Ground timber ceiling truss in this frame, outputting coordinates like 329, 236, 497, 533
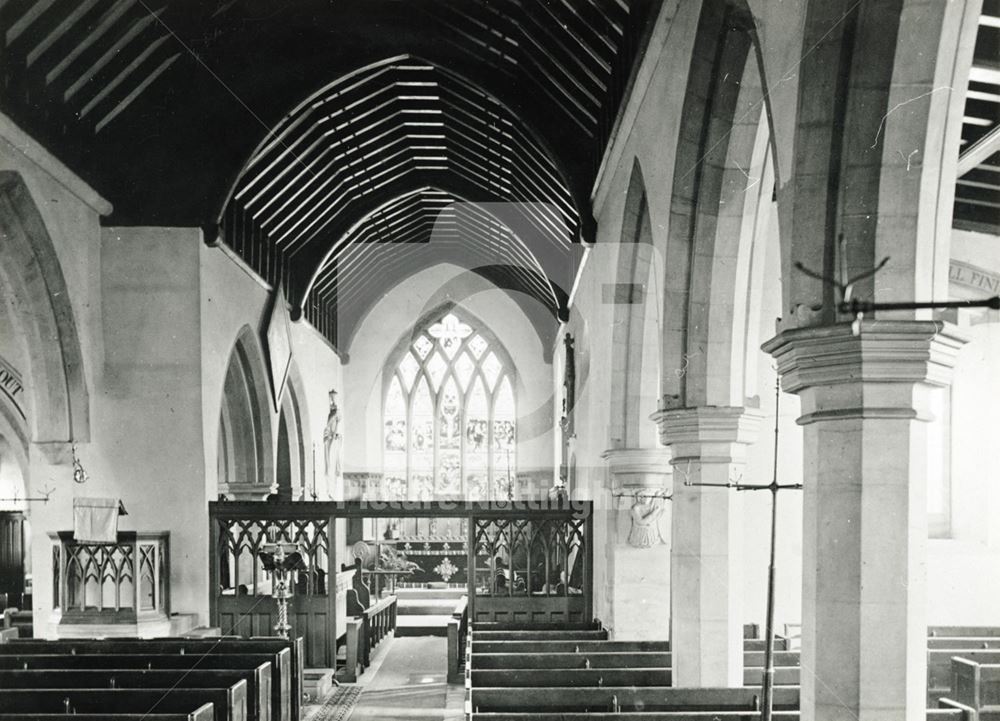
0, 0, 655, 349
955, 0, 1000, 233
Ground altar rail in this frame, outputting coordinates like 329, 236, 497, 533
209, 500, 592, 667
49, 531, 169, 626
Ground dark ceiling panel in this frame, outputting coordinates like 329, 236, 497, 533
0, 0, 656, 349
955, 8, 1000, 235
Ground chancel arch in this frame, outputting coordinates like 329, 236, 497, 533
382, 305, 518, 502
216, 326, 274, 499
0, 171, 89, 459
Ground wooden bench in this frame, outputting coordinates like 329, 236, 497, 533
447, 595, 469, 683
470, 651, 672, 670
0, 668, 270, 721
467, 712, 965, 721
930, 627, 1000, 638
0, 706, 215, 721
468, 714, 801, 721
928, 638, 1000, 650
472, 621, 603, 631
1, 639, 296, 721
950, 656, 1000, 720
470, 668, 671, 687
0, 686, 246, 721
467, 686, 801, 713
2, 609, 33, 639
472, 629, 609, 641
470, 639, 669, 654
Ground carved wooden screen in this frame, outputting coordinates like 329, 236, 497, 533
472, 515, 590, 624
214, 517, 333, 666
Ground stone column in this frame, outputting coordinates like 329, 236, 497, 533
763, 320, 965, 721
602, 447, 672, 640
652, 406, 761, 686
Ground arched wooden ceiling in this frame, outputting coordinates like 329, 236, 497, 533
955, 0, 1000, 233
304, 186, 570, 350
1, 0, 656, 348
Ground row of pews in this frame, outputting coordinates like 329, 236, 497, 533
464, 622, 1000, 720
0, 635, 305, 721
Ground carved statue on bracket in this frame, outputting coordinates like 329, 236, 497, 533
627, 492, 666, 548
323, 389, 342, 479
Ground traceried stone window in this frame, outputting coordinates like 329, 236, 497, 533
384, 311, 516, 501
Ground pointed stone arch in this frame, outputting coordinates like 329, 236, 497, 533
660, 0, 772, 409
276, 359, 309, 500
608, 159, 661, 449
0, 172, 89, 462
217, 325, 274, 498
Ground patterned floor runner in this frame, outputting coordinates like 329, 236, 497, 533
305, 684, 363, 721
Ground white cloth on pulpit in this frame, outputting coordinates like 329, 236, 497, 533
73, 497, 121, 543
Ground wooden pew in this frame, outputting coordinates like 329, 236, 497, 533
2, 609, 33, 639
744, 637, 789, 652
470, 639, 668, 654
470, 651, 672, 670
471, 668, 671, 687
473, 629, 609, 641
1, 639, 299, 714
950, 656, 1000, 720
473, 621, 603, 631
928, 637, 1000, 650
930, 627, 1000, 638
0, 668, 270, 721
0, 686, 246, 721
0, 705, 215, 721
447, 595, 469, 684
467, 686, 801, 713
0, 640, 295, 721
468, 714, 801, 721
467, 713, 966, 721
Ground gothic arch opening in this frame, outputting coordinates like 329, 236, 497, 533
276, 376, 306, 500
216, 326, 274, 499
0, 171, 89, 459
609, 160, 661, 450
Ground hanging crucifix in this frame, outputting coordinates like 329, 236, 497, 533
558, 334, 576, 489
683, 376, 801, 721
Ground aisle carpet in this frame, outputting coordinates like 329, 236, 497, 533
347, 636, 464, 721
305, 685, 362, 721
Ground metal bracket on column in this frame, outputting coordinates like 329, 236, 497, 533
795, 237, 999, 333
0, 485, 55, 504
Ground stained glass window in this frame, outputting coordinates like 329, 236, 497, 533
383, 311, 517, 500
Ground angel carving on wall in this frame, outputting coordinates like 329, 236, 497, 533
627, 492, 666, 548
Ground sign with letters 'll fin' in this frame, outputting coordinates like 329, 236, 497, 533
265, 284, 294, 411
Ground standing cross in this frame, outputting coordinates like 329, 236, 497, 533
682, 377, 801, 721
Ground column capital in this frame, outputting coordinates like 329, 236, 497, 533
652, 406, 762, 453
762, 320, 967, 394
602, 447, 672, 489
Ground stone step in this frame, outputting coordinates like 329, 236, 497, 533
304, 668, 336, 702
394, 586, 466, 600
395, 614, 451, 637
397, 598, 462, 616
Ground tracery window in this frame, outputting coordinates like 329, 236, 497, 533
384, 311, 516, 501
